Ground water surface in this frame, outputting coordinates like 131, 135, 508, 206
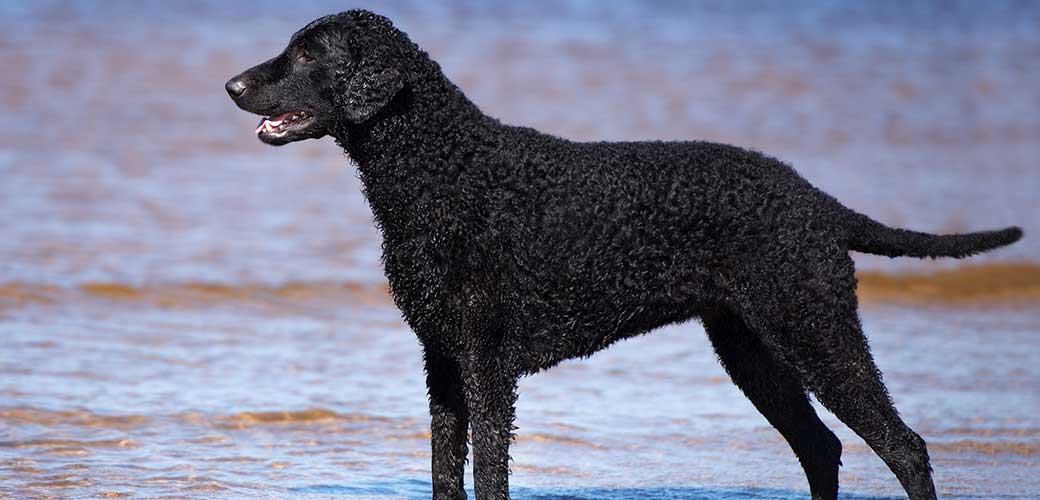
1, 1, 1038, 498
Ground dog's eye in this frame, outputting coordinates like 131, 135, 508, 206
296, 50, 315, 64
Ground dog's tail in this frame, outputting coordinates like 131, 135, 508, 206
843, 210, 1022, 259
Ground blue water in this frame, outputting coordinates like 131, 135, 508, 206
1, 1, 1037, 498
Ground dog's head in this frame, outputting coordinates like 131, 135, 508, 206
226, 10, 408, 146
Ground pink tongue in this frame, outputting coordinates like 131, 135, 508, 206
255, 112, 300, 134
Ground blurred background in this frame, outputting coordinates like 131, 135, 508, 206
1, 1, 1037, 498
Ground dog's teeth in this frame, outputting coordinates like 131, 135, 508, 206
253, 112, 306, 135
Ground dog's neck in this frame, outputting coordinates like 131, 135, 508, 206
335, 55, 493, 243
336, 60, 489, 167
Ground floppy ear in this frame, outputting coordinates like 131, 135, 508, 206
343, 66, 403, 123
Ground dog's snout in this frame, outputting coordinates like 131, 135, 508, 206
225, 78, 247, 98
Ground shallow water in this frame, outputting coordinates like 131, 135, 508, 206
3, 295, 1039, 498
1, 1, 1038, 498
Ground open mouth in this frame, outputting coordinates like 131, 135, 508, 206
255, 111, 315, 139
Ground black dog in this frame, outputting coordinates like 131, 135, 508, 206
226, 10, 1022, 500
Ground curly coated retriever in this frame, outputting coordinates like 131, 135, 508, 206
226, 10, 1022, 500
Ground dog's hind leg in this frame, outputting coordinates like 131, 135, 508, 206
747, 260, 937, 500
702, 308, 841, 500
796, 318, 936, 500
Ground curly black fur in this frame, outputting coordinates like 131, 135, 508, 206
226, 10, 1023, 500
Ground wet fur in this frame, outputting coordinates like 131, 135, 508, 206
228, 10, 1022, 500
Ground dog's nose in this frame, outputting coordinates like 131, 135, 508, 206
225, 78, 247, 98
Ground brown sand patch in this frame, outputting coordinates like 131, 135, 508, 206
929, 439, 1039, 456
518, 433, 603, 449
209, 408, 391, 430
857, 262, 1040, 306
0, 407, 150, 430
2, 263, 1037, 313
0, 281, 393, 312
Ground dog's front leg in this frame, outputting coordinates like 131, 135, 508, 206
424, 349, 470, 500
464, 353, 518, 500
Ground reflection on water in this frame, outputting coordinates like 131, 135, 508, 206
1, 0, 1038, 498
